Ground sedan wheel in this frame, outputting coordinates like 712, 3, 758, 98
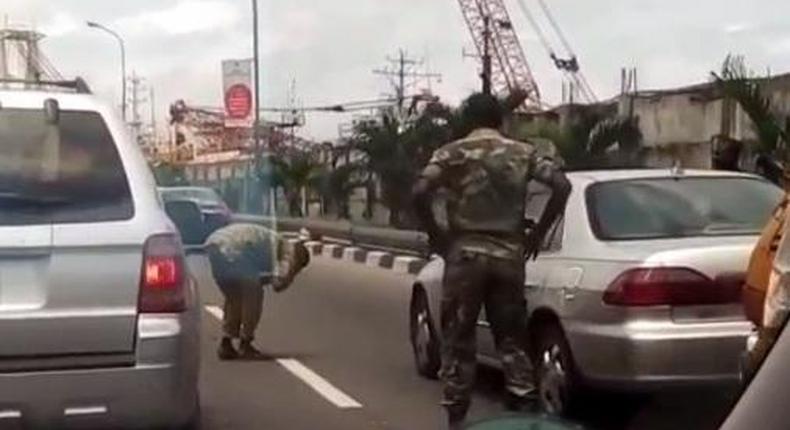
410, 291, 441, 379
535, 325, 578, 416
539, 344, 569, 415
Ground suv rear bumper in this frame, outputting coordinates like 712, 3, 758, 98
565, 318, 751, 391
0, 312, 200, 429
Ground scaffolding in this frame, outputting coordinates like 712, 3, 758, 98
0, 27, 62, 82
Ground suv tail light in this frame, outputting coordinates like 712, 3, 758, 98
603, 267, 742, 307
139, 234, 187, 313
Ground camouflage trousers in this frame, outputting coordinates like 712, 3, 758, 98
208, 247, 265, 342
439, 247, 533, 417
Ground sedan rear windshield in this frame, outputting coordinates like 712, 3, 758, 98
0, 108, 133, 226
587, 177, 783, 240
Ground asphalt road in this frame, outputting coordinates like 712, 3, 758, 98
187, 255, 740, 430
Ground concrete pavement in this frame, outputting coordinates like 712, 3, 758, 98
188, 255, 737, 430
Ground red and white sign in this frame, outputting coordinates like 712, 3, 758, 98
222, 59, 255, 128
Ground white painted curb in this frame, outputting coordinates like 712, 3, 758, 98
342, 247, 367, 263
393, 256, 426, 274
323, 244, 344, 259
304, 241, 323, 256
365, 251, 394, 268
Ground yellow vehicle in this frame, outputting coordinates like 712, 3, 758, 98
743, 195, 789, 379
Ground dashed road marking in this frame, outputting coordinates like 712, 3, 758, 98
276, 358, 362, 409
204, 305, 224, 321
203, 305, 363, 409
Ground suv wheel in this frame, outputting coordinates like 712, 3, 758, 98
534, 324, 579, 416
410, 290, 441, 379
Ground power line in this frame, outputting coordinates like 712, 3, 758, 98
373, 49, 442, 118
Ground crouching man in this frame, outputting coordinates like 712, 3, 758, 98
206, 223, 310, 360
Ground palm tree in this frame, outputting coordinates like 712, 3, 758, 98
712, 55, 789, 184
587, 116, 644, 167
270, 151, 320, 217
513, 112, 643, 170
351, 104, 457, 227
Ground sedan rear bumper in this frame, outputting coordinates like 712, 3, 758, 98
564, 318, 751, 391
0, 313, 199, 429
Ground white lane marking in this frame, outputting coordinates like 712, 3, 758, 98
276, 358, 363, 409
204, 305, 224, 321
202, 305, 363, 409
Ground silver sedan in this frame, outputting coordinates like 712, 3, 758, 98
409, 169, 783, 415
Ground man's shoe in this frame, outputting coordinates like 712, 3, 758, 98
239, 340, 266, 359
217, 338, 239, 360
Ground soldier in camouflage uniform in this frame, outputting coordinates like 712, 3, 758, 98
205, 223, 310, 360
413, 93, 571, 428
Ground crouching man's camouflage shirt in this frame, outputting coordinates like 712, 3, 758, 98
205, 223, 302, 284
423, 128, 559, 260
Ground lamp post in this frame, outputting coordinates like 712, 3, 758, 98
87, 21, 127, 122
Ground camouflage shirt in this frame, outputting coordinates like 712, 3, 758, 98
424, 128, 557, 260
205, 223, 294, 281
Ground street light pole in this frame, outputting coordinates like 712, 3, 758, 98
252, 0, 261, 162
87, 21, 127, 122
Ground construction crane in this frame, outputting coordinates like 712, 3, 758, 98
457, 0, 542, 109
514, 0, 597, 103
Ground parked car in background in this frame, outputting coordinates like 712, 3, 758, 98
0, 81, 200, 428
160, 186, 232, 235
409, 169, 783, 416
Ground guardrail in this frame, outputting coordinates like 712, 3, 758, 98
231, 214, 428, 256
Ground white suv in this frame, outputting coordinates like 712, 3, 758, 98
0, 79, 200, 428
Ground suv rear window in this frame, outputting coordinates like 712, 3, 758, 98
587, 177, 782, 240
0, 108, 133, 226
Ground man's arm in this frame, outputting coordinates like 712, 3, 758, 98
412, 164, 448, 255
527, 161, 572, 259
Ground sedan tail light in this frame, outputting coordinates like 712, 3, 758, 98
603, 267, 742, 307
139, 234, 187, 313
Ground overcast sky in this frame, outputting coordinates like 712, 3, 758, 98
5, 0, 790, 140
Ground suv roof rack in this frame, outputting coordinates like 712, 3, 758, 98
0, 77, 92, 94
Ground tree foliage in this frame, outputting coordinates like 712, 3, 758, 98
713, 55, 788, 155
150, 161, 188, 186
269, 150, 321, 217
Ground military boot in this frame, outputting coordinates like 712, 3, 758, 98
217, 337, 239, 360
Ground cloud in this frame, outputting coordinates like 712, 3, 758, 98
39, 12, 79, 37
116, 0, 240, 36
263, 7, 320, 54
724, 22, 752, 34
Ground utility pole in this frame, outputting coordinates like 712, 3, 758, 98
373, 49, 442, 119
252, 0, 262, 159
149, 86, 157, 146
127, 71, 146, 143
250, 0, 267, 215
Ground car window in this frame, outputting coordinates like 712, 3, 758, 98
525, 182, 563, 252
0, 108, 133, 226
162, 188, 222, 204
587, 177, 782, 241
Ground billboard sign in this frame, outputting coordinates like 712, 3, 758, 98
222, 59, 255, 128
